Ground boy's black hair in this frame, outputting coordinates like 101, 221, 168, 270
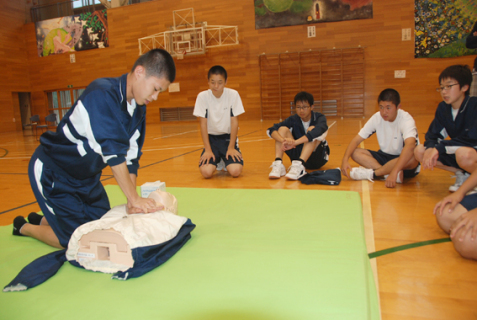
131, 49, 176, 82
294, 91, 314, 107
378, 88, 400, 107
208, 65, 227, 81
439, 65, 473, 96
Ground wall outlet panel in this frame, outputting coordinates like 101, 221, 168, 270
394, 70, 406, 78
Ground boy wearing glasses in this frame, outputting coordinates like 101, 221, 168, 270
267, 91, 330, 180
341, 88, 420, 187
414, 65, 477, 192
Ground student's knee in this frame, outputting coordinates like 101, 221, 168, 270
227, 164, 242, 178
404, 156, 420, 170
277, 126, 292, 136
350, 148, 366, 162
414, 145, 425, 162
455, 147, 477, 170
200, 165, 215, 179
301, 139, 318, 151
452, 232, 477, 260
201, 171, 214, 179
307, 139, 320, 148
435, 206, 456, 234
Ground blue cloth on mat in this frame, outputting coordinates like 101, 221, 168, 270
299, 168, 341, 185
3, 220, 195, 292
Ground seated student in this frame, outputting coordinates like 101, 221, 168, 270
193, 65, 245, 179
414, 65, 477, 192
267, 91, 330, 180
341, 88, 420, 188
434, 170, 477, 260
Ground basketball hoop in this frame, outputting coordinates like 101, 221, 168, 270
176, 50, 186, 60
138, 8, 239, 57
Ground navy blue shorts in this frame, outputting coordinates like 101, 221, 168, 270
285, 140, 330, 170
29, 149, 110, 248
460, 193, 477, 211
437, 147, 477, 172
368, 149, 420, 178
200, 134, 244, 167
438, 153, 460, 170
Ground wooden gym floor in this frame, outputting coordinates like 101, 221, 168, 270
0, 114, 476, 319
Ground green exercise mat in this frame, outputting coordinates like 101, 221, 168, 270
0, 186, 379, 320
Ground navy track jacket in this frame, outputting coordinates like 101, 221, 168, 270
39, 73, 146, 180
267, 112, 328, 142
423, 96, 477, 154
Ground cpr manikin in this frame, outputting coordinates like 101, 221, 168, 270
67, 190, 181, 273
4, 190, 195, 291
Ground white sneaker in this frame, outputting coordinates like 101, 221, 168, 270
216, 159, 227, 172
285, 160, 307, 180
350, 167, 374, 182
269, 160, 286, 179
449, 171, 469, 192
383, 170, 403, 183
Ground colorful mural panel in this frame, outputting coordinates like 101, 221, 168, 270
35, 9, 109, 57
414, 0, 477, 58
255, 0, 373, 30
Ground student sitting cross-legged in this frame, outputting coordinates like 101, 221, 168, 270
266, 91, 330, 181
341, 88, 420, 188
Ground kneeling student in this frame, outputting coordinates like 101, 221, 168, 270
267, 91, 330, 180
341, 88, 420, 188
193, 65, 245, 179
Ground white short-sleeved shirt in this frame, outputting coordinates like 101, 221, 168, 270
358, 109, 418, 155
193, 88, 245, 135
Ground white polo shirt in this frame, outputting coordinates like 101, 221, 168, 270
358, 109, 418, 155
193, 88, 245, 135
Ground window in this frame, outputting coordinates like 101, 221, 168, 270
73, 0, 103, 9
71, 0, 106, 16
47, 88, 85, 120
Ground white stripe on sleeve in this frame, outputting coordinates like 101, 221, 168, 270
68, 100, 117, 164
34, 158, 56, 215
62, 124, 86, 157
126, 129, 141, 165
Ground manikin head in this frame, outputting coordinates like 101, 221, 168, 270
148, 190, 178, 215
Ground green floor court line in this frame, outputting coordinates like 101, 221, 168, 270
368, 237, 451, 259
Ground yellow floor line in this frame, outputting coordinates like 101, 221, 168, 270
358, 122, 381, 318
361, 181, 380, 288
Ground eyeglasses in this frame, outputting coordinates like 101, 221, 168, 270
436, 83, 459, 92
295, 106, 311, 110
